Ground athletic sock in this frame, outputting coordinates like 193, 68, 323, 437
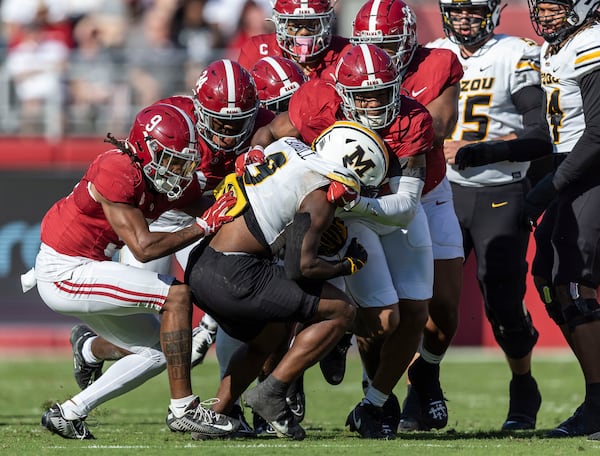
170, 395, 197, 418
364, 387, 388, 408
82, 337, 102, 364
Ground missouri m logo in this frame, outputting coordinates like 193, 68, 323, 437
342, 140, 376, 179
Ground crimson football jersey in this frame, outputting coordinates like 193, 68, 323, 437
41, 150, 202, 261
155, 95, 274, 192
288, 78, 434, 186
238, 33, 349, 80
402, 46, 463, 194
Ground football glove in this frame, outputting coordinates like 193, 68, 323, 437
318, 217, 348, 257
196, 192, 236, 236
521, 172, 556, 231
235, 146, 265, 176
454, 140, 511, 170
341, 237, 368, 275
327, 181, 359, 209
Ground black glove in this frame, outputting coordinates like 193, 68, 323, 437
318, 217, 348, 256
521, 172, 557, 231
454, 140, 511, 170
341, 237, 368, 275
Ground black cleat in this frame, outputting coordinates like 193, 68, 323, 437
408, 358, 448, 430
70, 324, 104, 390
167, 398, 239, 437
193, 404, 255, 439
253, 411, 276, 435
346, 400, 393, 439
398, 385, 422, 432
319, 333, 353, 385
227, 404, 256, 439
502, 375, 542, 431
381, 393, 401, 438
286, 375, 306, 423
546, 404, 585, 438
41, 403, 95, 440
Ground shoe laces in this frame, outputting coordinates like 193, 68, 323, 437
186, 398, 223, 423
192, 325, 217, 346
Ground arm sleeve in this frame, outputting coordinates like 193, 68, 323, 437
511, 85, 547, 139
553, 70, 600, 191
349, 176, 424, 228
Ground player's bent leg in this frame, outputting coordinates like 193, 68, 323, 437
481, 277, 541, 430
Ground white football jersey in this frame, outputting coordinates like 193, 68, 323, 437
539, 24, 600, 154
428, 34, 541, 186
243, 137, 332, 253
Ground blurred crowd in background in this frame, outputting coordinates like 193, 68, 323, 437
0, 0, 440, 138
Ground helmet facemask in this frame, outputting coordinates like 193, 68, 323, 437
274, 10, 334, 62
440, 0, 501, 46
528, 0, 599, 44
194, 98, 258, 153
338, 84, 400, 130
143, 137, 199, 201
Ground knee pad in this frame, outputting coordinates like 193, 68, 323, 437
482, 284, 538, 359
488, 309, 539, 359
535, 282, 565, 325
562, 285, 600, 330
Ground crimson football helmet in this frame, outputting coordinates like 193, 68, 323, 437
193, 59, 259, 153
128, 103, 200, 201
351, 0, 418, 71
272, 0, 335, 62
335, 43, 401, 130
250, 56, 307, 113
528, 0, 600, 44
439, 0, 502, 46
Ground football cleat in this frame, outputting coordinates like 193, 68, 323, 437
41, 403, 95, 440
286, 375, 306, 423
398, 385, 422, 432
319, 332, 353, 385
381, 393, 401, 438
191, 319, 218, 367
253, 411, 276, 435
346, 400, 392, 439
547, 404, 585, 438
166, 397, 239, 436
245, 382, 306, 440
502, 375, 542, 431
70, 324, 104, 390
407, 358, 448, 430
192, 404, 256, 440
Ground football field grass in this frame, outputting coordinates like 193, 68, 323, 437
0, 348, 596, 455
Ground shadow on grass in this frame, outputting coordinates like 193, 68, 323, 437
303, 425, 555, 440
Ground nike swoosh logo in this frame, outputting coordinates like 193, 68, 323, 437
480, 65, 492, 72
435, 200, 447, 206
411, 87, 427, 97
212, 421, 234, 432
491, 201, 508, 208
354, 412, 362, 429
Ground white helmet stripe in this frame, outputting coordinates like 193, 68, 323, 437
264, 56, 294, 87
359, 44, 377, 81
224, 59, 236, 108
168, 104, 196, 145
369, 0, 383, 31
